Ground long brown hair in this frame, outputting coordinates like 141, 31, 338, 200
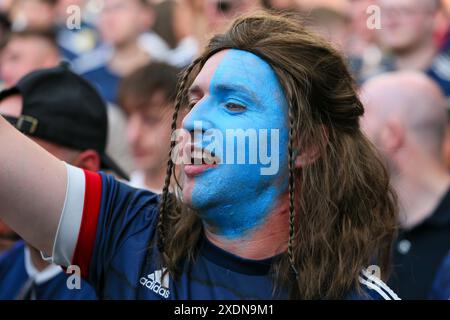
157, 11, 398, 299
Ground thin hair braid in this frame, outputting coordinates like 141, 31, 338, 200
157, 57, 204, 254
287, 102, 299, 284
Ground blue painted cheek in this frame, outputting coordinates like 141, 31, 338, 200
186, 49, 290, 239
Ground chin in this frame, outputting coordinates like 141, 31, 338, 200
181, 183, 218, 212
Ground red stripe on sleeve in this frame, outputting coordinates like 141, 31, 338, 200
71, 170, 102, 278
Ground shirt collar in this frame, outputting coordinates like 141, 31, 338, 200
24, 245, 62, 285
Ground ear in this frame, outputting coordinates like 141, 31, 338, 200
294, 126, 328, 169
42, 55, 58, 68
294, 146, 320, 169
139, 6, 155, 31
380, 119, 405, 154
72, 150, 101, 172
433, 8, 446, 28
443, 124, 450, 169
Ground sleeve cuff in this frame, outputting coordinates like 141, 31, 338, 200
46, 162, 86, 267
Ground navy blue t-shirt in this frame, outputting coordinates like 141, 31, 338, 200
53, 166, 400, 300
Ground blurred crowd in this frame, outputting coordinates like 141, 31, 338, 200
0, 0, 450, 300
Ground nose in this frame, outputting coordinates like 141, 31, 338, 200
126, 114, 142, 146
182, 99, 215, 136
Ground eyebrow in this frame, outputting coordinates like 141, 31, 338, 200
188, 83, 261, 104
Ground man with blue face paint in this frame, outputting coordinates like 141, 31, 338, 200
181, 49, 290, 243
0, 12, 400, 300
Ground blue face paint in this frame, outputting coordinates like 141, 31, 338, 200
182, 49, 289, 239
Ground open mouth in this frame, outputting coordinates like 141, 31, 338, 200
183, 145, 220, 177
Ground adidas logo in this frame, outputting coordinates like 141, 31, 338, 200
140, 268, 170, 299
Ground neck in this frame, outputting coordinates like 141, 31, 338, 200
393, 152, 450, 229
143, 168, 166, 194
394, 39, 437, 70
27, 245, 51, 272
109, 39, 150, 76
204, 194, 289, 260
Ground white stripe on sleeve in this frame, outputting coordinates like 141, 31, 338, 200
50, 163, 86, 267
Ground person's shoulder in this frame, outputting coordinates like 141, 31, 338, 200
58, 168, 161, 274
66, 166, 160, 231
347, 268, 401, 300
97, 172, 161, 232
99, 171, 160, 209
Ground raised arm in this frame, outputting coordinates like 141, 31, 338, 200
0, 115, 66, 255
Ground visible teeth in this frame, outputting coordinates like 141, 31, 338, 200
188, 147, 218, 165
189, 153, 218, 165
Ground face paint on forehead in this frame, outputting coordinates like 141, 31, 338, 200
209, 50, 287, 111
190, 49, 229, 94
182, 49, 290, 240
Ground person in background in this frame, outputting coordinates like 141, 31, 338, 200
139, 0, 198, 68
0, 29, 59, 88
177, 0, 261, 56
200, 0, 260, 46
118, 62, 180, 193
206, 0, 260, 33
0, 11, 11, 49
298, 0, 351, 52
361, 71, 450, 299
347, 0, 378, 57
298, 0, 388, 84
6, 0, 101, 64
375, 0, 450, 96
0, 63, 126, 299
0, 0, 14, 13
261, 0, 297, 11
9, 0, 57, 31
443, 115, 450, 170
78, 0, 153, 104
54, 0, 101, 62
346, 0, 386, 83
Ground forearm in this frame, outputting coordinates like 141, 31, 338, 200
0, 116, 66, 254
